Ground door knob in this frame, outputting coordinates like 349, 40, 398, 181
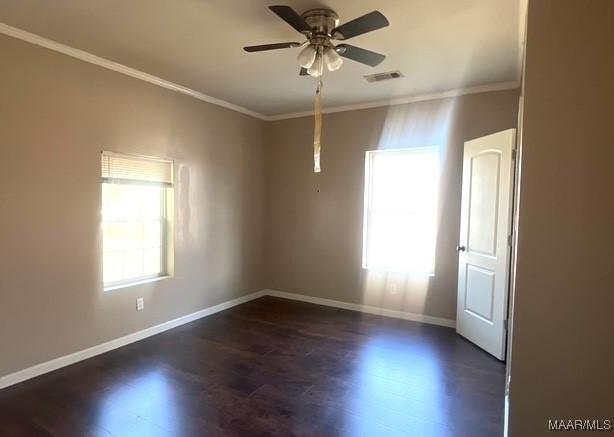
456, 245, 466, 252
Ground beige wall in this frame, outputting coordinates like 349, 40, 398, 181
0, 35, 266, 377
508, 1, 614, 434
0, 33, 519, 380
0, 29, 521, 383
3, 3, 612, 432
265, 89, 519, 321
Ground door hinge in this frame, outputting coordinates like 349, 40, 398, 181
503, 319, 508, 331
512, 149, 517, 160
507, 234, 513, 246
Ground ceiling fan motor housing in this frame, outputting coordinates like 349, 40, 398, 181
302, 8, 339, 39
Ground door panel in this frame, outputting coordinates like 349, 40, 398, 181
468, 151, 501, 256
465, 264, 495, 322
457, 129, 516, 360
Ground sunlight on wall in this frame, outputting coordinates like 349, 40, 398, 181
360, 100, 456, 313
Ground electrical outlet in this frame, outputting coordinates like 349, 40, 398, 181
136, 297, 144, 311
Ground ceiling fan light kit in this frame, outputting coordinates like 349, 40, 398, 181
297, 44, 317, 69
324, 47, 343, 72
307, 48, 324, 78
244, 5, 390, 172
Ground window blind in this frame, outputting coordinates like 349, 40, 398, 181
101, 152, 173, 186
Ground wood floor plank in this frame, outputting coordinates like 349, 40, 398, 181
0, 296, 506, 436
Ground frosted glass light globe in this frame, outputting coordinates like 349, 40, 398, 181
297, 45, 317, 68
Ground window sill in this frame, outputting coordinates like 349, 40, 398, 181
362, 267, 435, 277
104, 275, 171, 292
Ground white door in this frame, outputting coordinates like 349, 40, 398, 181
456, 129, 516, 360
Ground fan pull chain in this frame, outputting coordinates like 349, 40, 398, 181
313, 78, 323, 173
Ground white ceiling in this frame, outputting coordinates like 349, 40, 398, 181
0, 0, 523, 117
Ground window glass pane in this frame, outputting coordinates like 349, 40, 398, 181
370, 151, 439, 212
122, 222, 144, 250
366, 212, 437, 272
138, 186, 162, 219
144, 221, 162, 248
143, 248, 161, 276
364, 149, 439, 274
102, 184, 162, 221
102, 179, 167, 287
123, 249, 144, 279
103, 223, 124, 252
103, 252, 123, 284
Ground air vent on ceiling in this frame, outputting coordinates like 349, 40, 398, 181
364, 71, 404, 83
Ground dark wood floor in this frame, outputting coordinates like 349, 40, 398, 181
0, 296, 505, 437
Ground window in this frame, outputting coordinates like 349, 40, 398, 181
362, 148, 440, 274
101, 152, 173, 290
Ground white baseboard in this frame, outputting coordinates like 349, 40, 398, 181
0, 289, 267, 390
264, 289, 456, 329
0, 288, 455, 390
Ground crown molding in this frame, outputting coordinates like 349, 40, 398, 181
0, 22, 268, 120
1, 22, 520, 123
264, 81, 521, 121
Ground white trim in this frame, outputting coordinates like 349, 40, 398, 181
265, 289, 456, 328
0, 22, 519, 122
103, 274, 171, 293
0, 288, 455, 390
0, 23, 266, 120
265, 81, 521, 120
0, 290, 267, 390
0, 290, 456, 389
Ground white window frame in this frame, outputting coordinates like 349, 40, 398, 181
362, 147, 440, 275
101, 152, 173, 291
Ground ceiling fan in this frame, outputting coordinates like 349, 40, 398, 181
244, 5, 390, 77
244, 6, 390, 174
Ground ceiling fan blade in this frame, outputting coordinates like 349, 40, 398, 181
299, 67, 309, 76
336, 44, 386, 67
332, 11, 389, 40
243, 42, 301, 52
269, 5, 311, 34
